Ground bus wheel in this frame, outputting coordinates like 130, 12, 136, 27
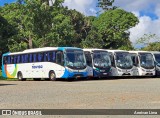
18, 72, 26, 81
49, 71, 56, 81
33, 78, 41, 81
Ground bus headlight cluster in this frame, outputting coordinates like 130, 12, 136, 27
141, 68, 146, 72
156, 66, 160, 71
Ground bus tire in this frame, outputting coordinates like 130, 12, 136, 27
33, 78, 41, 81
49, 71, 57, 81
17, 72, 26, 81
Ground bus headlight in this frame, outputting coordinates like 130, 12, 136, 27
118, 69, 122, 72
95, 68, 100, 72
141, 68, 146, 72
156, 66, 160, 71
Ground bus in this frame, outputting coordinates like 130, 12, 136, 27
150, 51, 160, 76
2, 47, 87, 81
107, 50, 133, 76
129, 51, 155, 76
83, 49, 111, 78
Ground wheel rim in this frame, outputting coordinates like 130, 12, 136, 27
18, 74, 22, 80
50, 73, 55, 80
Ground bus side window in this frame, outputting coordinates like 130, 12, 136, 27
136, 56, 139, 66
43, 52, 47, 62
56, 51, 64, 66
47, 52, 52, 62
38, 53, 43, 62
84, 52, 92, 67
7, 56, 11, 64
10, 56, 14, 64
17, 55, 21, 63
3, 56, 7, 64
52, 52, 56, 62
14, 55, 17, 64
109, 53, 115, 67
21, 55, 25, 63
24, 54, 29, 63
29, 54, 32, 63
33, 53, 37, 62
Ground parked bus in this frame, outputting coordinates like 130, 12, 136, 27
2, 47, 87, 81
150, 51, 160, 76
83, 49, 111, 78
129, 51, 155, 76
107, 50, 133, 76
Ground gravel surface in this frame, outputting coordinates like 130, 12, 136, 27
0, 78, 160, 117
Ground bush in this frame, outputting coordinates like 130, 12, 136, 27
0, 70, 6, 80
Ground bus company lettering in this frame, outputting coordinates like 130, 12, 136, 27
32, 65, 43, 69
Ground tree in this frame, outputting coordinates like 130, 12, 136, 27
0, 15, 16, 53
83, 9, 139, 49
136, 33, 160, 51
136, 33, 159, 47
97, 0, 117, 12
1, 0, 68, 52
142, 42, 160, 51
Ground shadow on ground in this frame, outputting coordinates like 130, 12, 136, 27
0, 84, 17, 86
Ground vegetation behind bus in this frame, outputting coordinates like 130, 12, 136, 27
0, 0, 138, 54
1, 0, 160, 72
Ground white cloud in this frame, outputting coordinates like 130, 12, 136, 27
63, 0, 97, 16
63, 0, 160, 47
155, 3, 160, 18
129, 15, 160, 44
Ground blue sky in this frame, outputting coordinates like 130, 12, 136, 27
0, 0, 15, 6
1, 0, 160, 47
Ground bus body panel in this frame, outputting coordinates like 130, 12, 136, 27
107, 50, 134, 76
150, 51, 160, 76
83, 49, 111, 78
2, 47, 87, 80
129, 51, 155, 76
86, 66, 93, 77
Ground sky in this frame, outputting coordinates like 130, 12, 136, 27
1, 0, 160, 47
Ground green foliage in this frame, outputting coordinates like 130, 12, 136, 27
83, 9, 139, 49
0, 0, 140, 53
0, 70, 6, 80
97, 0, 117, 11
141, 42, 160, 51
136, 33, 159, 46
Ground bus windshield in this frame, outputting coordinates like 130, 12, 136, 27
139, 53, 154, 69
65, 50, 86, 69
115, 52, 133, 69
93, 51, 111, 68
154, 54, 160, 66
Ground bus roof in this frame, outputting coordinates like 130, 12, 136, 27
83, 48, 108, 52
128, 50, 152, 54
149, 51, 160, 54
105, 49, 128, 53
3, 47, 82, 56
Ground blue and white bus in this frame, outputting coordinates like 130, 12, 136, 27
2, 47, 87, 81
129, 51, 155, 76
83, 49, 111, 78
150, 51, 160, 76
107, 50, 134, 76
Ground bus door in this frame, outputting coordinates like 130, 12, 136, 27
55, 51, 65, 78
130, 53, 139, 76
84, 51, 93, 77
109, 52, 118, 76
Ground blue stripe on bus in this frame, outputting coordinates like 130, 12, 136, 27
61, 68, 87, 78
2, 53, 10, 78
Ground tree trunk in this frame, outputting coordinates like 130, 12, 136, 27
28, 34, 32, 49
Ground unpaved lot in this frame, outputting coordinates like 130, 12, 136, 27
0, 78, 160, 117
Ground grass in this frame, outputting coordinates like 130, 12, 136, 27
0, 70, 18, 81
0, 70, 6, 80
0, 70, 34, 81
